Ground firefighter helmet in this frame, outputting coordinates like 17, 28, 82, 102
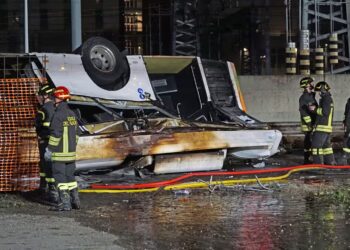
38, 84, 55, 95
314, 81, 330, 92
54, 86, 70, 100
299, 77, 314, 88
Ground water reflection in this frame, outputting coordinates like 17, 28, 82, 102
81, 184, 350, 250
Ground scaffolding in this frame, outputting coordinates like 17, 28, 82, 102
301, 0, 350, 74
173, 0, 198, 56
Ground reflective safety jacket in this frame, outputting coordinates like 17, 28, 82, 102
343, 98, 350, 132
314, 92, 334, 133
48, 102, 79, 162
299, 91, 317, 132
35, 101, 55, 140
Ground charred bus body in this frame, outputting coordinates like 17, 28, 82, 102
1, 37, 281, 179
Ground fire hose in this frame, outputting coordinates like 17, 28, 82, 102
80, 164, 350, 193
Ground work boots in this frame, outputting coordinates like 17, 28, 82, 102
312, 155, 323, 165
70, 188, 81, 210
324, 154, 337, 166
340, 153, 350, 165
303, 151, 312, 164
50, 190, 71, 211
38, 177, 48, 195
48, 184, 60, 204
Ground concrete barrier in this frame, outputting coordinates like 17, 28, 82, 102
238, 75, 350, 122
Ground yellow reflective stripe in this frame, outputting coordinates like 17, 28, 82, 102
312, 148, 324, 155
63, 126, 68, 153
52, 156, 76, 161
49, 136, 60, 142
67, 181, 78, 190
315, 125, 332, 132
43, 122, 50, 127
317, 108, 323, 116
316, 125, 331, 129
315, 128, 332, 132
328, 107, 333, 127
38, 110, 45, 120
52, 152, 76, 157
52, 152, 76, 161
57, 183, 69, 190
303, 116, 311, 123
45, 178, 55, 183
41, 85, 51, 93
49, 136, 61, 146
301, 125, 312, 132
343, 148, 350, 153
323, 148, 333, 155
40, 172, 46, 177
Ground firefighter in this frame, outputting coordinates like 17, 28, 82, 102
298, 77, 318, 164
35, 84, 59, 203
45, 86, 80, 211
310, 81, 336, 165
341, 97, 350, 164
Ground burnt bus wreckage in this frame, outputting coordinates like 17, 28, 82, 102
1, 37, 282, 180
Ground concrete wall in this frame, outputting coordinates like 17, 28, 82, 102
238, 75, 350, 122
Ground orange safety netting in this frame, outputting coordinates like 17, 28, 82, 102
0, 78, 41, 191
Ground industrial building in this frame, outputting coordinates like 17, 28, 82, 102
0, 1, 349, 74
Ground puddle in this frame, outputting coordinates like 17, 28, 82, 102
76, 177, 350, 250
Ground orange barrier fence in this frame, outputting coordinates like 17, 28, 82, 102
0, 78, 40, 191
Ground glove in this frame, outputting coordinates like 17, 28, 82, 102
44, 148, 52, 162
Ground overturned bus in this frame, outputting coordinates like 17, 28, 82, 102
0, 37, 281, 191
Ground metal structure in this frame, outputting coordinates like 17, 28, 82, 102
172, 0, 197, 55
145, 1, 172, 55
300, 0, 350, 74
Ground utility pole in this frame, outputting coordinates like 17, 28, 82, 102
71, 0, 82, 51
299, 0, 310, 75
24, 0, 29, 53
300, 0, 309, 50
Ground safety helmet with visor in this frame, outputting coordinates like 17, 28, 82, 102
38, 84, 55, 96
299, 76, 314, 89
53, 86, 70, 101
314, 81, 330, 92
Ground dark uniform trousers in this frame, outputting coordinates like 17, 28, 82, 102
342, 98, 350, 164
35, 101, 56, 189
311, 131, 334, 164
303, 131, 313, 163
39, 140, 54, 184
299, 91, 317, 163
342, 132, 350, 164
52, 161, 77, 190
311, 92, 335, 165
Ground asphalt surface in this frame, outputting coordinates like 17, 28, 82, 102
0, 151, 350, 250
0, 214, 124, 250
0, 193, 124, 250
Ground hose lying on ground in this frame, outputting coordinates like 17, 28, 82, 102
80, 164, 350, 193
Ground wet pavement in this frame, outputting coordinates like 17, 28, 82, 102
1, 153, 350, 250
75, 176, 350, 250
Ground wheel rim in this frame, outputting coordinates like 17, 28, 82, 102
90, 45, 116, 72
